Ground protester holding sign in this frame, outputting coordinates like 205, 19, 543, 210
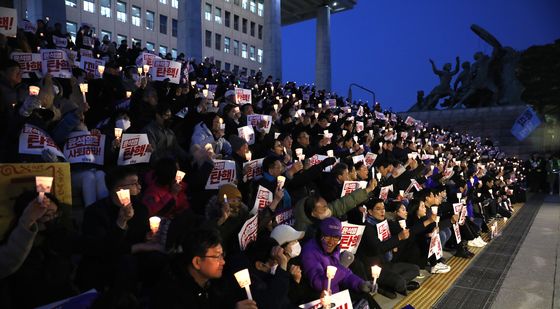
355, 198, 420, 298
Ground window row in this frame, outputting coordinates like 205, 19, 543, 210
204, 30, 263, 63
67, 1, 177, 36
205, 3, 263, 39
66, 0, 178, 10
225, 0, 264, 16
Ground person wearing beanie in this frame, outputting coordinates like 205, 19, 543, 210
300, 217, 379, 307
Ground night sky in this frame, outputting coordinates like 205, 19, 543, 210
282, 0, 560, 112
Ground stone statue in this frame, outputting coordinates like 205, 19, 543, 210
408, 24, 527, 111
423, 57, 460, 109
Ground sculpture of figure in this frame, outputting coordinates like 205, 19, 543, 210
455, 51, 498, 107
424, 57, 460, 109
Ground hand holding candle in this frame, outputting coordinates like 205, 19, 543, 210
116, 189, 131, 206
175, 170, 186, 184
114, 128, 123, 139
326, 265, 337, 293
277, 176, 286, 190
29, 85, 40, 96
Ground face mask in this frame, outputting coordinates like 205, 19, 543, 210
115, 118, 131, 131
289, 241, 301, 258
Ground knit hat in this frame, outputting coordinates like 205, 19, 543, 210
229, 135, 248, 153
319, 217, 342, 238
270, 225, 305, 246
218, 184, 242, 203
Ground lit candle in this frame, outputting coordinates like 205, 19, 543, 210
327, 150, 334, 157
149, 216, 161, 234
371, 265, 382, 286
234, 269, 253, 300
97, 65, 105, 75
190, 80, 196, 87
175, 170, 186, 183
28, 85, 40, 96
202, 89, 208, 97
137, 67, 142, 75
223, 194, 228, 204
116, 189, 131, 206
114, 128, 123, 139
456, 193, 462, 201
35, 176, 53, 203
245, 151, 252, 161
273, 104, 278, 112
143, 64, 150, 74
326, 266, 337, 292
277, 176, 286, 189
376, 172, 382, 181
126, 91, 132, 98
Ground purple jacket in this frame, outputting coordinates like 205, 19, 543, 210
301, 238, 364, 294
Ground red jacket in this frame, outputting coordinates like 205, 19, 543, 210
142, 171, 190, 218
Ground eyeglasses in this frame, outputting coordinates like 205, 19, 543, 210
322, 235, 341, 243
202, 253, 226, 261
120, 181, 141, 187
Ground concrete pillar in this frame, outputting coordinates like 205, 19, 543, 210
177, 0, 202, 61
315, 5, 331, 91
263, 0, 281, 81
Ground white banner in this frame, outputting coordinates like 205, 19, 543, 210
376, 220, 391, 242
351, 154, 365, 165
375, 111, 386, 120
364, 152, 378, 168
379, 185, 393, 200
251, 185, 273, 215
117, 133, 151, 165
326, 99, 336, 108
80, 56, 105, 79
11, 52, 42, 77
0, 7, 17, 37
275, 208, 295, 226
238, 214, 258, 251
405, 116, 416, 126
246, 114, 272, 134
150, 59, 181, 84
243, 158, 264, 181
18, 124, 65, 159
340, 223, 365, 254
63, 131, 105, 165
205, 160, 237, 190
135, 52, 160, 67
238, 125, 255, 145
340, 181, 367, 197
428, 232, 443, 259
235, 88, 252, 104
41, 49, 72, 78
299, 289, 353, 309
52, 35, 68, 48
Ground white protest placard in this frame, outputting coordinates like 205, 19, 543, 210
364, 152, 378, 168
246, 114, 272, 134
235, 88, 252, 105
341, 181, 367, 197
243, 158, 264, 181
135, 52, 160, 67
326, 99, 336, 108
405, 116, 416, 126
428, 232, 443, 259
299, 289, 353, 309
351, 154, 365, 165
52, 35, 68, 48
11, 52, 42, 78
238, 125, 255, 145
375, 111, 386, 120
175, 107, 188, 118
340, 223, 366, 254
453, 203, 463, 244
356, 106, 364, 117
63, 131, 105, 165
453, 202, 467, 225
117, 133, 151, 165
410, 179, 423, 191
390, 113, 397, 122
275, 208, 295, 226
238, 214, 258, 250
21, 19, 36, 33
79, 48, 93, 59
41, 49, 72, 78
18, 123, 65, 159
356, 121, 364, 133
205, 160, 237, 190
379, 185, 393, 200
376, 220, 391, 242
150, 59, 182, 84
80, 56, 105, 79
0, 7, 17, 37
251, 185, 273, 215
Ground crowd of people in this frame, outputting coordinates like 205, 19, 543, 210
0, 21, 531, 309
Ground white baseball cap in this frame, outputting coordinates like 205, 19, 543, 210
270, 225, 305, 246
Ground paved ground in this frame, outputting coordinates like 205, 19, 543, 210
491, 194, 560, 309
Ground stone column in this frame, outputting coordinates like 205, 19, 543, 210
177, 0, 202, 61
315, 5, 331, 91
263, 0, 282, 81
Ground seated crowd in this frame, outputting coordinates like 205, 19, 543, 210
0, 23, 526, 309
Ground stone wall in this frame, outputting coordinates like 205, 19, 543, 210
398, 105, 559, 158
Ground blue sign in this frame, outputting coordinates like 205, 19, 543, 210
511, 107, 541, 141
